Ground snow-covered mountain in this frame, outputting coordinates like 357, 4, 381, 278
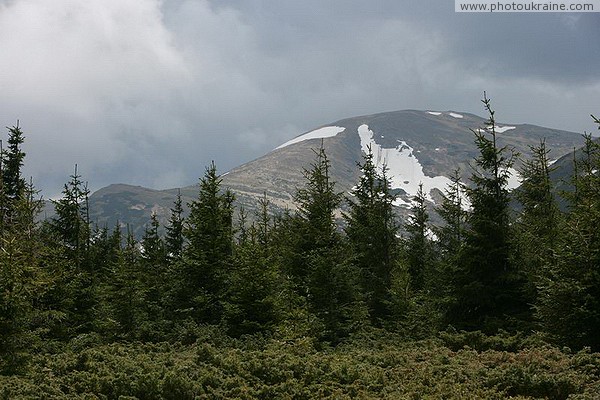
87, 110, 586, 236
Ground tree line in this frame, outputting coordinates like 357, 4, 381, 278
2, 96, 600, 374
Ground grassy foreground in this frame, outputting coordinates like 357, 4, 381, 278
1, 329, 600, 399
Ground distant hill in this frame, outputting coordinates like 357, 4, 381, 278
84, 110, 586, 237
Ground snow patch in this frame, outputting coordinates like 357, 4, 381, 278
448, 112, 463, 119
494, 125, 516, 133
276, 126, 346, 150
504, 167, 522, 190
357, 124, 452, 204
427, 111, 442, 116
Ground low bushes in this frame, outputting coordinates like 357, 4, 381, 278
2, 330, 600, 399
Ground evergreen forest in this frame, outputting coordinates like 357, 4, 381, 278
2, 98, 600, 399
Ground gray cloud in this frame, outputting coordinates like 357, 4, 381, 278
0, 0, 598, 197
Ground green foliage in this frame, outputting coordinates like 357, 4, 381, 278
344, 146, 399, 325
285, 143, 365, 342
4, 108, 600, 396
50, 165, 91, 267
0, 139, 54, 374
515, 140, 561, 323
432, 170, 468, 321
47, 167, 97, 337
176, 161, 234, 323
446, 94, 529, 333
2, 333, 600, 399
537, 132, 600, 351
404, 183, 434, 292
1, 122, 26, 203
165, 189, 184, 261
224, 195, 285, 337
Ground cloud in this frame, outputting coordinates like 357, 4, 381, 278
0, 0, 189, 193
0, 0, 597, 198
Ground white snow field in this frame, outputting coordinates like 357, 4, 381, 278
357, 124, 453, 207
276, 126, 346, 149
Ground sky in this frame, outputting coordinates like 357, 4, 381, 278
0, 0, 598, 197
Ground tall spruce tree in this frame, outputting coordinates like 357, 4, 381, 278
106, 227, 145, 339
224, 195, 284, 336
165, 189, 185, 261
515, 140, 560, 313
0, 122, 26, 231
537, 131, 600, 350
446, 93, 528, 332
291, 143, 364, 341
0, 177, 51, 373
404, 183, 433, 292
51, 165, 91, 269
139, 213, 168, 337
433, 170, 468, 314
49, 166, 95, 335
2, 122, 26, 202
345, 146, 398, 325
177, 162, 234, 323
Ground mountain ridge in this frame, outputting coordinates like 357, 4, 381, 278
84, 109, 586, 237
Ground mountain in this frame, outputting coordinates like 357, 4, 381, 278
85, 110, 586, 237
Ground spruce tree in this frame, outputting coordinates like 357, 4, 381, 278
537, 132, 600, 350
404, 183, 433, 292
177, 162, 234, 323
344, 146, 398, 325
447, 93, 528, 332
2, 122, 26, 202
139, 213, 168, 338
106, 227, 145, 339
515, 140, 560, 313
165, 189, 185, 261
433, 170, 468, 315
0, 122, 26, 232
224, 195, 284, 336
49, 166, 96, 336
51, 165, 91, 269
290, 143, 364, 341
0, 179, 50, 373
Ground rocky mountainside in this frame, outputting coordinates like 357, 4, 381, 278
86, 110, 586, 237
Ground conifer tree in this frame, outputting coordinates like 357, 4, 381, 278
177, 162, 234, 323
0, 179, 50, 373
515, 140, 560, 311
0, 122, 26, 232
107, 227, 145, 339
51, 165, 91, 269
224, 195, 283, 336
48, 166, 96, 336
139, 213, 168, 337
290, 143, 364, 341
435, 170, 467, 256
433, 170, 468, 313
0, 130, 56, 372
2, 122, 26, 202
165, 189, 184, 261
446, 93, 528, 332
537, 131, 600, 350
404, 183, 433, 292
344, 146, 398, 325
141, 213, 167, 270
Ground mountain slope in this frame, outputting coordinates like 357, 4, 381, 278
86, 110, 586, 237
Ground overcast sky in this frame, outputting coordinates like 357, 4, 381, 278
0, 0, 598, 197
